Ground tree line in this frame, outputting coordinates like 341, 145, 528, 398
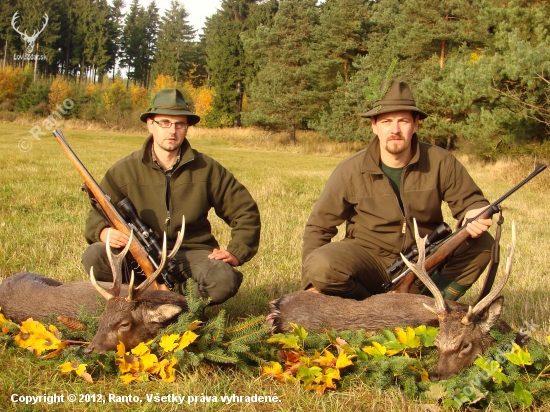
1, 0, 549, 158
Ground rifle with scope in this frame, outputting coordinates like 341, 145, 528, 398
385, 162, 547, 293
52, 129, 178, 289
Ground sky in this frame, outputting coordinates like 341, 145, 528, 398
138, 0, 223, 36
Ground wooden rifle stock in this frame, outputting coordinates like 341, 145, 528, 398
392, 210, 492, 293
52, 129, 158, 279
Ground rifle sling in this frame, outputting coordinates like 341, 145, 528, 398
474, 206, 504, 305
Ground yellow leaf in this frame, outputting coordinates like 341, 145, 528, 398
120, 373, 139, 385
187, 320, 203, 331
131, 342, 150, 357
158, 357, 178, 383
362, 341, 387, 357
0, 310, 11, 325
60, 361, 79, 373
408, 365, 431, 382
335, 350, 355, 369
159, 334, 180, 353
115, 354, 140, 374
395, 326, 420, 348
313, 350, 336, 367
42, 341, 69, 359
176, 330, 198, 351
262, 361, 284, 377
116, 341, 126, 357
139, 353, 159, 372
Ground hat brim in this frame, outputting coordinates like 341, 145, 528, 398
360, 105, 429, 120
140, 108, 201, 125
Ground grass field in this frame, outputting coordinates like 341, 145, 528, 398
1, 122, 549, 411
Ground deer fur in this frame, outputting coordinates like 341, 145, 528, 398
267, 220, 516, 381
0, 221, 189, 354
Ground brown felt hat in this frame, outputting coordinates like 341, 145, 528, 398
360, 80, 428, 119
140, 88, 200, 125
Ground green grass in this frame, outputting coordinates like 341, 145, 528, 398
1, 123, 549, 411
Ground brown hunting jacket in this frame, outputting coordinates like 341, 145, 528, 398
85, 136, 261, 265
302, 135, 489, 266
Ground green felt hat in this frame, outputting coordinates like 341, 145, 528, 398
140, 88, 200, 125
360, 80, 428, 120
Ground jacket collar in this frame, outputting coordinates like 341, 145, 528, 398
361, 134, 420, 173
141, 135, 195, 168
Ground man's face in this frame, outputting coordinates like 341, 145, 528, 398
371, 110, 419, 157
147, 115, 188, 153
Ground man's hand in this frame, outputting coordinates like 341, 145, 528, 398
462, 207, 493, 238
208, 248, 240, 266
100, 228, 130, 248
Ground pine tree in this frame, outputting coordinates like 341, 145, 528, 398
242, 0, 324, 143
152, 0, 196, 82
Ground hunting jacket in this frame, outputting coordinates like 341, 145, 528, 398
84, 136, 261, 266
302, 135, 489, 264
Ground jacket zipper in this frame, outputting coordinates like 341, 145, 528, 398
164, 158, 194, 239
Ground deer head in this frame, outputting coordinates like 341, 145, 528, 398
84, 218, 187, 354
11, 11, 49, 55
401, 219, 516, 381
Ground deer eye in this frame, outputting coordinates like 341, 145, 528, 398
460, 342, 472, 354
119, 322, 131, 330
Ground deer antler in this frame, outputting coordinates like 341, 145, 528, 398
127, 216, 186, 301
31, 14, 49, 40
90, 228, 134, 300
461, 221, 516, 325
11, 11, 25, 37
401, 218, 449, 319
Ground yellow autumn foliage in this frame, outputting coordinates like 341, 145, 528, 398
48, 76, 74, 112
0, 67, 27, 101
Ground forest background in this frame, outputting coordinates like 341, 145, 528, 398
0, 0, 549, 159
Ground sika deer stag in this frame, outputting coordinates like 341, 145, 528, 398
267, 220, 516, 380
0, 223, 188, 354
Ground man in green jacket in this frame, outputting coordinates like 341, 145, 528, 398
302, 80, 493, 301
82, 88, 261, 304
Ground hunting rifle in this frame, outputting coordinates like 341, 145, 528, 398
52, 129, 175, 289
386, 162, 547, 293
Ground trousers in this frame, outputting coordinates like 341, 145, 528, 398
302, 231, 494, 300
82, 243, 243, 305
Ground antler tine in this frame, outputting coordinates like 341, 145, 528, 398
129, 233, 168, 300
469, 220, 516, 318
106, 228, 134, 298
167, 215, 185, 261
11, 11, 25, 36
89, 266, 114, 300
401, 218, 448, 317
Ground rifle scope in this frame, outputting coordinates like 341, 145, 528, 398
386, 222, 452, 277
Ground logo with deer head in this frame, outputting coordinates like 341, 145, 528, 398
11, 11, 49, 55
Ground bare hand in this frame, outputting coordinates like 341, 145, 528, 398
208, 248, 240, 266
462, 207, 493, 238
100, 228, 130, 249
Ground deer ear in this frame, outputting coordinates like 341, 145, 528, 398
477, 296, 504, 334
148, 304, 184, 323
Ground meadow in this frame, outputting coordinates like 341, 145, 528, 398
0, 122, 549, 411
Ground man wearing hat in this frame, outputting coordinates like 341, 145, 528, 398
301, 80, 493, 300
82, 88, 261, 304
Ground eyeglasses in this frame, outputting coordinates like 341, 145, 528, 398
152, 120, 188, 130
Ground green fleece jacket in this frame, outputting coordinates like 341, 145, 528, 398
302, 135, 489, 264
84, 136, 261, 265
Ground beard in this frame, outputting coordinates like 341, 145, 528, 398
384, 136, 407, 155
